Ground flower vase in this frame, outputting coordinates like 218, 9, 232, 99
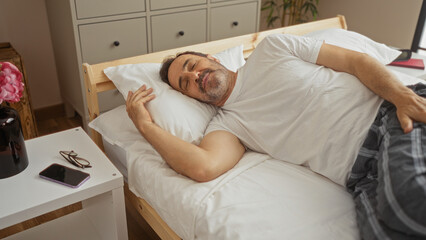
0, 106, 28, 179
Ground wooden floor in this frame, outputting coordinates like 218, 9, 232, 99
0, 109, 160, 240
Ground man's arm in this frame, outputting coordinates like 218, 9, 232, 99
316, 43, 426, 133
126, 85, 245, 182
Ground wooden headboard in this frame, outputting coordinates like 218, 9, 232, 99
83, 15, 347, 147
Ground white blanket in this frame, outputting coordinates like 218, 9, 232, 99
126, 142, 359, 239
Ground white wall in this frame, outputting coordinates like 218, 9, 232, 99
317, 0, 422, 49
260, 0, 423, 49
0, 0, 422, 110
0, 0, 62, 110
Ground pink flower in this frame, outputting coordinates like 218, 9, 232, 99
0, 62, 24, 104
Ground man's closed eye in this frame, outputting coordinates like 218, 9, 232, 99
181, 78, 189, 91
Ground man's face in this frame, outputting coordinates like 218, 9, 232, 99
168, 54, 230, 105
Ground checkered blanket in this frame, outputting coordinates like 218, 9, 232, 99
347, 83, 426, 240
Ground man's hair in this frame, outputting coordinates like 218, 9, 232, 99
159, 51, 208, 86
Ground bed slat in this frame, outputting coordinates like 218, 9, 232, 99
124, 184, 181, 240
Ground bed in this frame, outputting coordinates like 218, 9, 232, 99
82, 16, 422, 239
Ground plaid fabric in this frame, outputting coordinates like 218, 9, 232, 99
347, 83, 426, 240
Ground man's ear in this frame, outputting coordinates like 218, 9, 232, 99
207, 54, 220, 63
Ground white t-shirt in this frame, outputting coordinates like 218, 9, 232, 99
206, 34, 384, 186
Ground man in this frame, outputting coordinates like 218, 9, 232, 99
126, 34, 426, 239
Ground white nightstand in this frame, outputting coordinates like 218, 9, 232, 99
0, 127, 128, 240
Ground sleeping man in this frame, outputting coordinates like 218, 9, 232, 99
125, 34, 426, 239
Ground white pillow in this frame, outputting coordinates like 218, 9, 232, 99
90, 45, 246, 146
211, 45, 245, 72
89, 105, 143, 148
304, 28, 401, 64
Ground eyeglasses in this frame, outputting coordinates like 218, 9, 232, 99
59, 150, 92, 169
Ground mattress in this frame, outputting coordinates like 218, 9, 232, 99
103, 138, 128, 181
102, 138, 359, 240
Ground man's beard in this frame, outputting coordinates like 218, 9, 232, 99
199, 68, 229, 104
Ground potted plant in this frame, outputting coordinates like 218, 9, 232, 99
262, 0, 319, 28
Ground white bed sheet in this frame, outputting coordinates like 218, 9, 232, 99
115, 141, 359, 240
193, 156, 360, 240
103, 139, 359, 239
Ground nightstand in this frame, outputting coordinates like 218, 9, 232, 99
0, 127, 128, 240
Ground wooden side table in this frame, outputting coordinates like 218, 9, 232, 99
0, 127, 128, 240
0, 42, 38, 139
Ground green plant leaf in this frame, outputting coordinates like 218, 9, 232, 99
267, 16, 280, 27
261, 5, 271, 11
262, 0, 319, 27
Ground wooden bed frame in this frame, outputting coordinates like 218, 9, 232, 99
83, 15, 347, 240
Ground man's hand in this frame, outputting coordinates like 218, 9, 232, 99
126, 85, 156, 134
395, 92, 426, 133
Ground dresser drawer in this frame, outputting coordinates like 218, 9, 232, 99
210, 2, 258, 41
79, 18, 148, 112
79, 18, 148, 64
151, 10, 207, 52
150, 0, 206, 11
75, 0, 146, 19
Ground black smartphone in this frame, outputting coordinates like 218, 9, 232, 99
39, 163, 90, 188
394, 49, 412, 62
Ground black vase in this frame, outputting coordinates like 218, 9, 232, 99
0, 106, 28, 179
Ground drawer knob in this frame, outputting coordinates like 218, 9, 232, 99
178, 31, 185, 36
113, 41, 120, 47
232, 21, 239, 26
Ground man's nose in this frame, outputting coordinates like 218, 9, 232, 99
185, 71, 200, 82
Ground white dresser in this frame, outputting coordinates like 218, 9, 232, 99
45, 0, 261, 128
